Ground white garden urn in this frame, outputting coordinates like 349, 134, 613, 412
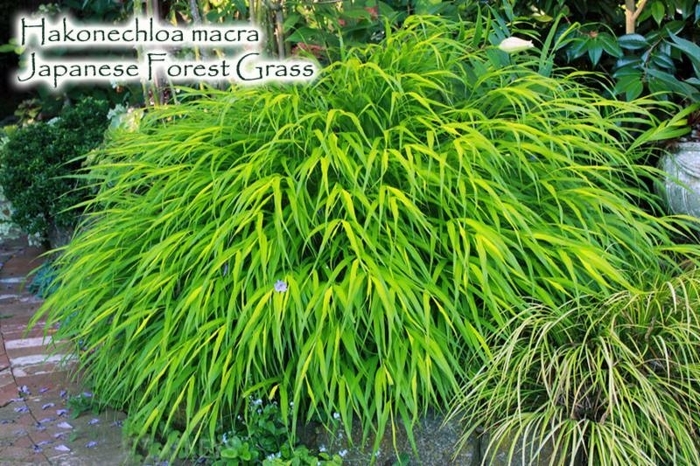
660, 142, 700, 217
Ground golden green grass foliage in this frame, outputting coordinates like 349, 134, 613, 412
33, 16, 700, 456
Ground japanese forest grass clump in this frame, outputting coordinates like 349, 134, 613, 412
32, 16, 700, 457
449, 269, 700, 465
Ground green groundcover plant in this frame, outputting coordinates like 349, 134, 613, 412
449, 268, 700, 465
32, 15, 700, 457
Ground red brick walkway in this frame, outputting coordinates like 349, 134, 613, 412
0, 239, 128, 465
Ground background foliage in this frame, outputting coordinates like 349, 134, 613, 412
33, 15, 700, 458
495, 0, 700, 103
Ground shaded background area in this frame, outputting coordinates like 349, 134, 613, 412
0, 0, 47, 122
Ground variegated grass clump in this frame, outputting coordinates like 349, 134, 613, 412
449, 269, 700, 465
33, 16, 700, 457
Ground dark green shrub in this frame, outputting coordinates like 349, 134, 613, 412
32, 15, 700, 458
0, 98, 109, 246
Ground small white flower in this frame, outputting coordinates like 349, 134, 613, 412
498, 37, 534, 53
252, 398, 263, 406
338, 449, 348, 457
319, 444, 327, 452
333, 412, 341, 420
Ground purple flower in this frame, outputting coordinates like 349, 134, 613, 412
56, 409, 68, 416
86, 441, 98, 449
56, 421, 73, 429
32, 445, 42, 453
82, 391, 93, 398
274, 280, 288, 292
54, 444, 70, 452
42, 403, 55, 410
19, 385, 30, 396
39, 387, 49, 393
14, 406, 28, 413
88, 418, 99, 425
59, 390, 67, 398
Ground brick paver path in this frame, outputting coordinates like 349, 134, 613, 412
0, 239, 128, 465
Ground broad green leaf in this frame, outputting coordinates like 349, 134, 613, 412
668, 32, 700, 77
647, 68, 698, 98
566, 37, 589, 60
649, 51, 675, 71
615, 56, 642, 70
598, 32, 622, 58
617, 34, 649, 50
651, 0, 666, 25
614, 74, 644, 101
587, 39, 604, 67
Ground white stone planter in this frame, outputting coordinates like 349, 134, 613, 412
660, 142, 700, 217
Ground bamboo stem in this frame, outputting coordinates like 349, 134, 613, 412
270, 0, 286, 58
189, 0, 201, 23
624, 0, 649, 34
